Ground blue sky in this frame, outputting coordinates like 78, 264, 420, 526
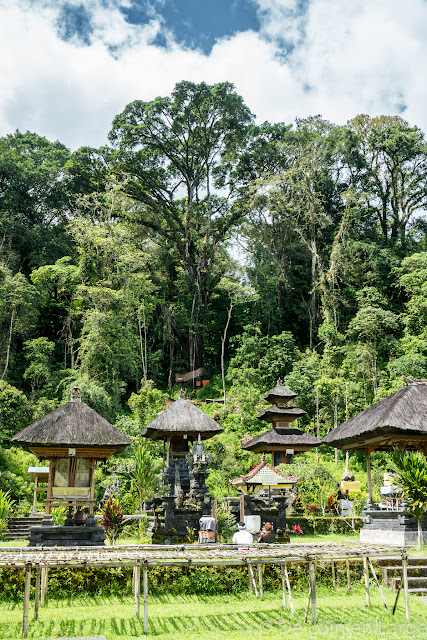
1, 0, 427, 149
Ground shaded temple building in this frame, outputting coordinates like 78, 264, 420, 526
12, 387, 131, 546
143, 394, 223, 542
323, 380, 427, 546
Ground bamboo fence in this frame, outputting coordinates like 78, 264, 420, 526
0, 542, 410, 636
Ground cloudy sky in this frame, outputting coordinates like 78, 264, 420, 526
1, 0, 427, 150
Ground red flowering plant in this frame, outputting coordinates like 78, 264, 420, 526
291, 524, 303, 535
327, 494, 341, 516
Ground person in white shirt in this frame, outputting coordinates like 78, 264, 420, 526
232, 521, 254, 546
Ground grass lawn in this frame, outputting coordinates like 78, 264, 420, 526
0, 532, 360, 548
1, 585, 427, 640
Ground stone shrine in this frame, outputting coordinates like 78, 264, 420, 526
142, 392, 222, 542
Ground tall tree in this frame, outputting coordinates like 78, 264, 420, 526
0, 131, 72, 273
109, 81, 253, 369
344, 115, 427, 248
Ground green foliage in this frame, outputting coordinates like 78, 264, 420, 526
289, 461, 337, 516
0, 381, 32, 445
127, 380, 167, 429
23, 337, 55, 391
0, 489, 14, 539
216, 509, 238, 542
128, 441, 161, 531
51, 506, 67, 526
390, 447, 427, 548
0, 447, 37, 502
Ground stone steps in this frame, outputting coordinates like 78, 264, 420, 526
378, 556, 427, 595
4, 516, 44, 540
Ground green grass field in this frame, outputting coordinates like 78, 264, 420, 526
1, 585, 427, 640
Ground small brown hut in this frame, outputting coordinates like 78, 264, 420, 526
12, 387, 131, 515
242, 380, 320, 465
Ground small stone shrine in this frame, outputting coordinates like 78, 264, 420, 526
12, 386, 131, 546
231, 456, 297, 540
142, 392, 223, 543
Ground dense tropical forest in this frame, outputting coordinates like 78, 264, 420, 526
1, 80, 427, 510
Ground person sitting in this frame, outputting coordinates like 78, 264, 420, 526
232, 521, 254, 546
258, 522, 276, 543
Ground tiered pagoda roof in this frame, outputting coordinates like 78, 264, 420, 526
242, 379, 321, 454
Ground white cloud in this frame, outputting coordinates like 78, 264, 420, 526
1, 0, 427, 150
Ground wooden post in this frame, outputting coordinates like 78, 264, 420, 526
132, 566, 136, 597
280, 563, 287, 610
304, 584, 312, 624
283, 562, 294, 614
331, 560, 336, 588
240, 494, 244, 522
46, 459, 56, 514
257, 564, 263, 600
366, 450, 373, 503
309, 559, 317, 623
22, 563, 32, 637
368, 558, 389, 612
34, 568, 41, 621
248, 565, 252, 592
41, 568, 48, 607
248, 563, 258, 597
392, 586, 402, 615
32, 476, 39, 514
135, 565, 141, 618
402, 552, 410, 621
89, 459, 96, 514
143, 565, 148, 634
363, 556, 371, 607
346, 560, 351, 594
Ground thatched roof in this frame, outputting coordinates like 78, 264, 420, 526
12, 401, 131, 452
242, 427, 321, 452
142, 399, 223, 440
322, 382, 427, 450
263, 383, 297, 405
256, 406, 306, 422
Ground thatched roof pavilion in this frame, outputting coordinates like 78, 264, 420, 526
322, 380, 427, 505
12, 387, 131, 515
143, 396, 223, 465
322, 381, 427, 452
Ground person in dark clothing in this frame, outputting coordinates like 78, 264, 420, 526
258, 522, 276, 543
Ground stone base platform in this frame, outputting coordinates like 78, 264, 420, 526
29, 525, 105, 547
360, 508, 427, 547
